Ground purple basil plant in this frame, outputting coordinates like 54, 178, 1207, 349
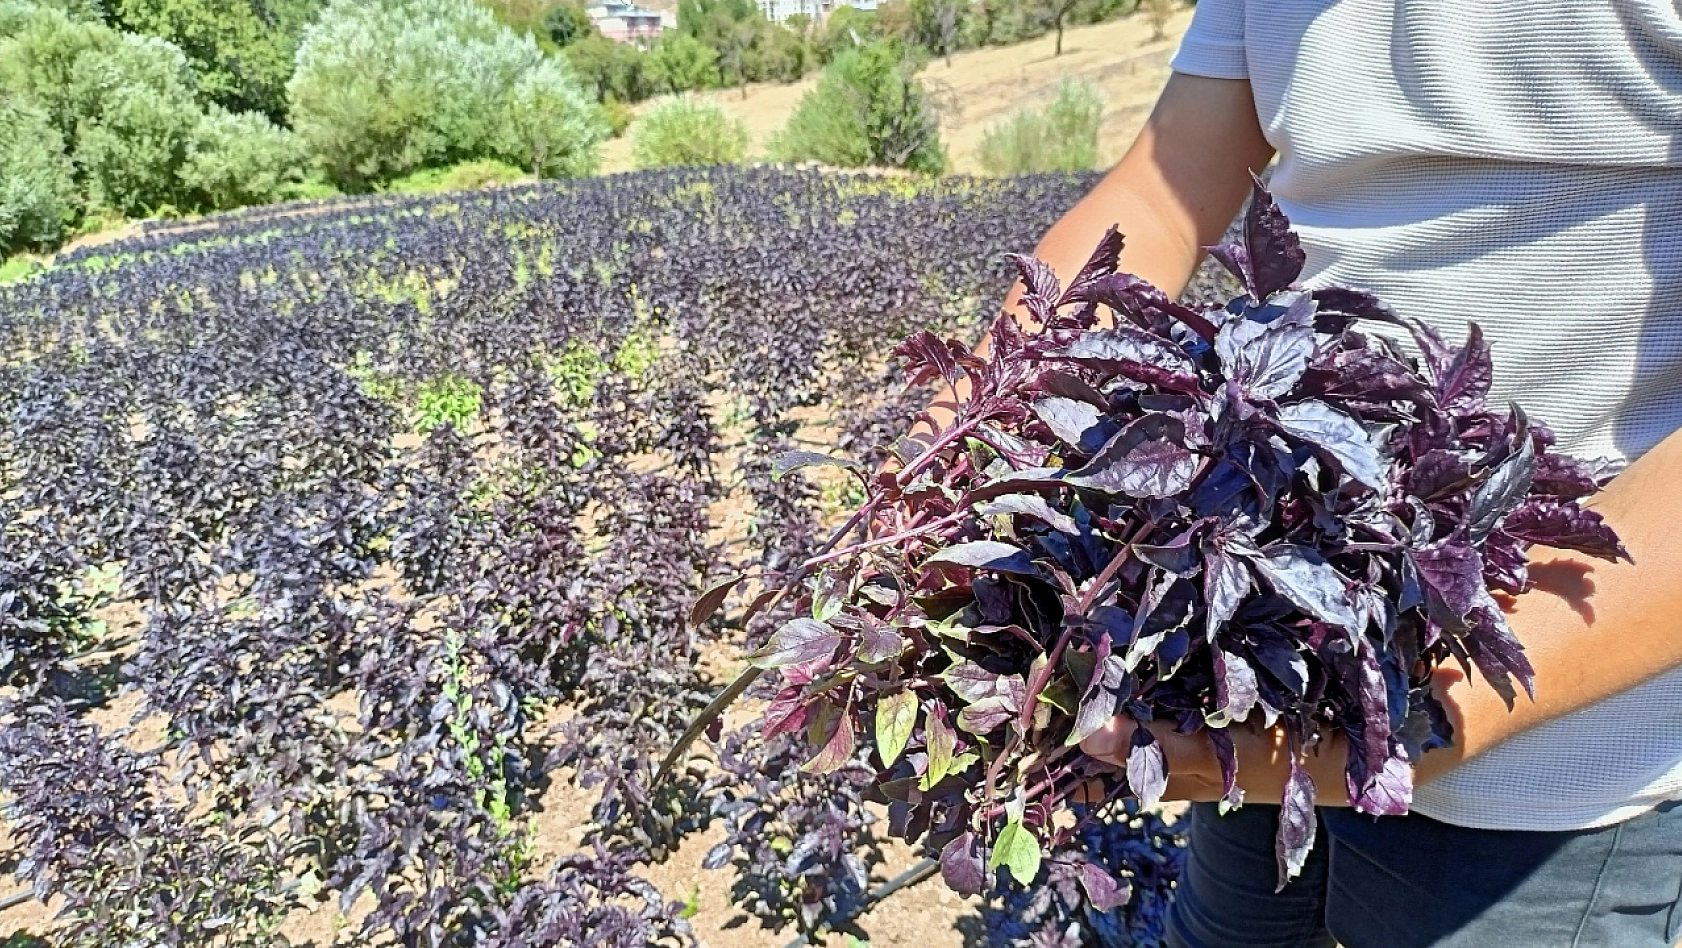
676, 179, 1628, 893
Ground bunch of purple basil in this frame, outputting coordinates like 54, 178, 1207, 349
687, 180, 1628, 897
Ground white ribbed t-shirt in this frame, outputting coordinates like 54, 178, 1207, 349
1172, 0, 1682, 831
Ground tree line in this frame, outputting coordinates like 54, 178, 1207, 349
0, 0, 1168, 260
550, 0, 1148, 113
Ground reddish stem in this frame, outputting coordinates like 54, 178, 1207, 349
797, 509, 968, 571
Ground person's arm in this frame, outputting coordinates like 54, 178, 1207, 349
1083, 424, 1682, 804
912, 72, 1275, 437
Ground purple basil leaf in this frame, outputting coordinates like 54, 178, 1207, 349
703, 842, 735, 870
1501, 500, 1628, 561
803, 710, 856, 774
1045, 325, 1200, 394
1212, 648, 1260, 725
1467, 424, 1537, 543
1065, 414, 1197, 498
1074, 859, 1133, 913
956, 695, 1016, 734
1481, 529, 1530, 595
924, 540, 1038, 575
1244, 177, 1307, 299
940, 832, 987, 895
1435, 324, 1494, 416
751, 618, 843, 668
1070, 652, 1127, 746
1125, 726, 1168, 808
1207, 728, 1243, 809
1409, 449, 1477, 500
969, 465, 1069, 501
1468, 604, 1536, 702
857, 624, 906, 664
1245, 544, 1361, 632
1248, 636, 1309, 696
1067, 439, 1198, 499
1349, 753, 1412, 817
1206, 243, 1253, 295
1008, 252, 1063, 324
1409, 542, 1485, 619
1214, 291, 1316, 400
1203, 546, 1252, 639
690, 573, 746, 626
1310, 286, 1400, 324
1273, 399, 1388, 490
763, 685, 809, 739
1530, 452, 1602, 500
975, 493, 1080, 535
1275, 755, 1318, 888
1352, 642, 1392, 781
1031, 396, 1115, 455
1134, 529, 1203, 576
1057, 225, 1125, 305
1303, 346, 1431, 404
944, 662, 1008, 703
771, 450, 860, 481
894, 330, 961, 386
1036, 369, 1109, 407
1409, 319, 1456, 382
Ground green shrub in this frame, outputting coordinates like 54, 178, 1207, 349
0, 5, 196, 137
810, 4, 875, 63
771, 41, 944, 174
601, 95, 635, 137
0, 255, 45, 284
384, 160, 528, 195
644, 32, 721, 93
0, 97, 76, 254
543, 1, 592, 47
631, 97, 748, 169
0, 3, 209, 216
73, 78, 200, 216
178, 105, 309, 210
277, 175, 342, 202
969, 0, 1049, 46
563, 33, 650, 104
500, 58, 606, 177
746, 20, 809, 83
109, 0, 324, 120
977, 78, 1102, 175
288, 0, 607, 189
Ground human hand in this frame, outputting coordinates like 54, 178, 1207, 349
1080, 717, 1353, 807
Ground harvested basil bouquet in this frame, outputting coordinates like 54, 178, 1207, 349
673, 181, 1627, 893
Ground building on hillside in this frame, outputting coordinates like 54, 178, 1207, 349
587, 0, 669, 42
757, 0, 876, 24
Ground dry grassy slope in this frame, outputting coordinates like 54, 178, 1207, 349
600, 6, 1192, 175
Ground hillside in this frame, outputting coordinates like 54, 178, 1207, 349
601, 6, 1194, 175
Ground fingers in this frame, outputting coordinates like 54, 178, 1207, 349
1079, 715, 1129, 764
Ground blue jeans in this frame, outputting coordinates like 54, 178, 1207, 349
1168, 801, 1682, 948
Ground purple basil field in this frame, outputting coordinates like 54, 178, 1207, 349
0, 167, 1203, 948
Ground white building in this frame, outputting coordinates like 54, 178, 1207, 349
586, 0, 672, 42
757, 0, 877, 24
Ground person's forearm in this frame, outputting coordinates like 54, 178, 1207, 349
914, 74, 1274, 436
1417, 423, 1682, 780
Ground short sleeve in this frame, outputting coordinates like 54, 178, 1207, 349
1169, 0, 1247, 80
